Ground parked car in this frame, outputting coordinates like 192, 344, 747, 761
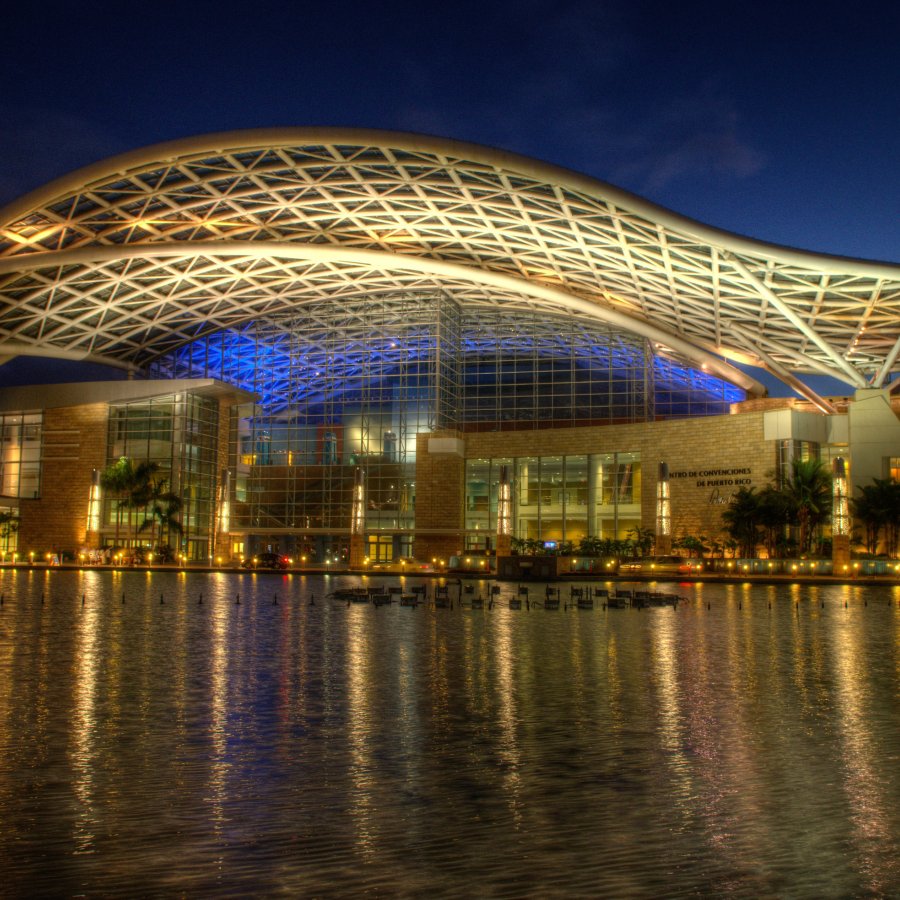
618, 555, 700, 575
242, 552, 290, 570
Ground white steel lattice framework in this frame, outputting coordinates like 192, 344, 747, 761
1, 128, 898, 412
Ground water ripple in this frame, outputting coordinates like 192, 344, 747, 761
0, 570, 898, 896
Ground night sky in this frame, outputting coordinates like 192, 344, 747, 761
0, 0, 897, 392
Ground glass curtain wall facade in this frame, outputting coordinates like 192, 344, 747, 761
105, 393, 219, 560
157, 295, 462, 561
0, 412, 42, 500
152, 294, 743, 559
465, 452, 642, 549
0, 411, 42, 557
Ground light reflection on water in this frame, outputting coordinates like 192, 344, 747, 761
0, 570, 898, 897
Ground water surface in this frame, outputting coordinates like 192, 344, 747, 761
1, 570, 898, 897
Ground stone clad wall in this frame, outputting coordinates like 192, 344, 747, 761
18, 403, 108, 557
644, 413, 770, 538
413, 430, 465, 562
421, 410, 772, 545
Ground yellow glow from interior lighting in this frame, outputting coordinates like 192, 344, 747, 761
2, 224, 63, 244
364, 228, 421, 244
124, 217, 249, 231
350, 480, 365, 535
497, 480, 512, 537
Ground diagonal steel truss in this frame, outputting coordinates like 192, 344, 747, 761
0, 128, 897, 395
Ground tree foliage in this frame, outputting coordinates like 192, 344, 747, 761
851, 477, 900, 556
719, 461, 829, 558
719, 487, 760, 558
783, 458, 832, 556
100, 457, 180, 551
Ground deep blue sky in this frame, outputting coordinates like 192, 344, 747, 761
0, 0, 897, 393
2, 0, 896, 262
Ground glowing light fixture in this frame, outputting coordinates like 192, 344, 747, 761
655, 462, 671, 536
832, 457, 850, 537
86, 468, 102, 536
496, 464, 512, 537
351, 468, 365, 536
216, 469, 231, 535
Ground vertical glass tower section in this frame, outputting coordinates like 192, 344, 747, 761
106, 393, 219, 560
155, 294, 462, 560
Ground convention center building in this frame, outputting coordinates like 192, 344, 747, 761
1, 129, 898, 565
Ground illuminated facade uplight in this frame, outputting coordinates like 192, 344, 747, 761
86, 468, 101, 537
351, 468, 365, 536
496, 465, 512, 538
655, 461, 671, 536
832, 457, 850, 537
217, 468, 231, 535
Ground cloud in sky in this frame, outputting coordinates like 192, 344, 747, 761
0, 1, 765, 216
606, 89, 767, 194
396, 32, 765, 202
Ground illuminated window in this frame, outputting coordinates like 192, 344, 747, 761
889, 457, 900, 482
0, 412, 42, 498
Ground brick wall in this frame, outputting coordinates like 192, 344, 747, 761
18, 403, 108, 556
413, 430, 466, 561
415, 410, 773, 545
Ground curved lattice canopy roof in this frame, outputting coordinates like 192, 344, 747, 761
1, 128, 898, 407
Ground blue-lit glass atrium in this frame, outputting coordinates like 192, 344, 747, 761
149, 294, 744, 556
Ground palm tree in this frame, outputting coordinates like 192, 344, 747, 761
100, 457, 136, 549
674, 533, 709, 559
783, 457, 832, 556
138, 477, 183, 556
628, 527, 655, 557
851, 477, 900, 556
720, 486, 761, 558
100, 458, 162, 550
0, 510, 19, 553
757, 485, 793, 558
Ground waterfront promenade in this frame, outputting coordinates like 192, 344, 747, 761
3, 559, 900, 588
